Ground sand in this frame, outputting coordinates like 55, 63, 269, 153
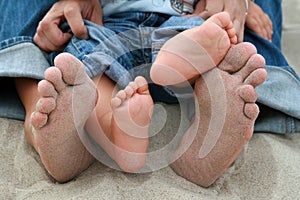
0, 110, 300, 199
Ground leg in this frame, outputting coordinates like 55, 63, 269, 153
86, 76, 153, 172
111, 76, 153, 172
151, 12, 237, 86
30, 53, 97, 182
30, 52, 152, 179
170, 43, 267, 187
15, 78, 40, 147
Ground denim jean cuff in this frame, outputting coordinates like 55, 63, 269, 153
294, 118, 300, 133
0, 42, 49, 79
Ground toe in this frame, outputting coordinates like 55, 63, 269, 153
239, 85, 258, 103
38, 80, 58, 98
244, 103, 259, 120
135, 76, 149, 94
207, 12, 231, 29
244, 68, 267, 87
31, 111, 48, 129
128, 81, 138, 91
218, 42, 257, 73
116, 90, 126, 101
44, 67, 66, 92
124, 85, 134, 97
111, 97, 122, 109
234, 54, 265, 81
36, 97, 56, 114
54, 53, 87, 85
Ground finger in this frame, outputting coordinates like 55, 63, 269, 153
38, 19, 72, 49
257, 14, 269, 40
264, 14, 273, 41
247, 16, 270, 41
246, 17, 261, 37
233, 18, 245, 42
199, 0, 224, 19
34, 31, 60, 52
64, 2, 89, 39
35, 23, 72, 52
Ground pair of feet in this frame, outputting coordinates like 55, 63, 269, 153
29, 12, 266, 186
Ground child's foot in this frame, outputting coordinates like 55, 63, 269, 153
111, 76, 153, 172
151, 11, 237, 85
30, 53, 97, 182
170, 43, 267, 187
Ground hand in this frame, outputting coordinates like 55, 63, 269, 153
246, 1, 273, 41
34, 0, 103, 52
190, 0, 248, 42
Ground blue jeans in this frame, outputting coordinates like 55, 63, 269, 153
0, 0, 299, 134
51, 12, 202, 102
0, 0, 57, 119
245, 0, 300, 133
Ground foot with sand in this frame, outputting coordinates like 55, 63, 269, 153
170, 43, 267, 187
30, 53, 97, 182
32, 51, 153, 176
151, 11, 237, 85
111, 76, 153, 172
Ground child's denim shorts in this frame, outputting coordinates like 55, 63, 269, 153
51, 12, 205, 103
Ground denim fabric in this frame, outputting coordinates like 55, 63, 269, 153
60, 12, 203, 103
0, 0, 57, 40
0, 0, 56, 120
245, 0, 300, 133
0, 1, 299, 134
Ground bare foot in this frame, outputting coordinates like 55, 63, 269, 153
170, 43, 267, 187
111, 76, 153, 172
30, 53, 97, 182
151, 12, 237, 86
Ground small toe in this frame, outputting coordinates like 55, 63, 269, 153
234, 54, 265, 81
44, 67, 66, 92
36, 97, 56, 114
31, 112, 48, 129
244, 103, 259, 120
111, 97, 122, 109
116, 90, 126, 101
239, 85, 258, 103
128, 81, 138, 91
38, 80, 58, 98
244, 68, 267, 87
124, 85, 134, 97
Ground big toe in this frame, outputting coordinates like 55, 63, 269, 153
218, 42, 257, 73
54, 53, 87, 85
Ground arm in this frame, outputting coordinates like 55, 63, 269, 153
34, 0, 103, 52
189, 0, 273, 42
190, 0, 248, 42
246, 1, 273, 41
